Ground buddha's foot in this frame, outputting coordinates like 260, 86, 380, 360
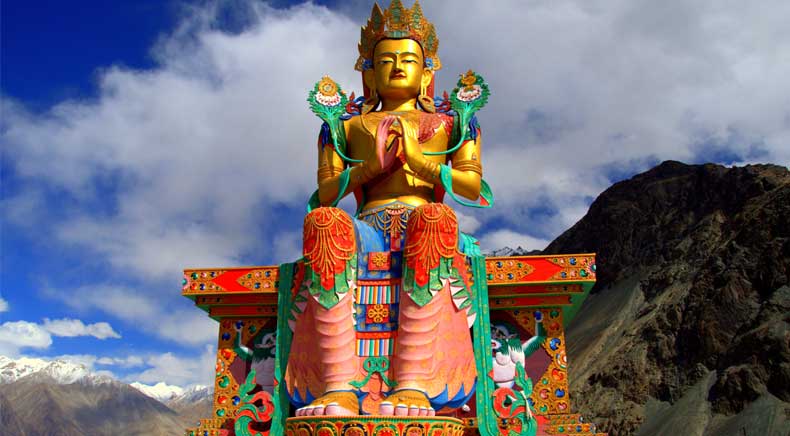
295, 391, 358, 416
379, 389, 435, 416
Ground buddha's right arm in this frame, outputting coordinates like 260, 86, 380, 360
316, 142, 376, 206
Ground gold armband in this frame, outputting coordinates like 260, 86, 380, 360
317, 164, 339, 180
452, 159, 483, 175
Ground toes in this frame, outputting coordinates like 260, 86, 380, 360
325, 403, 354, 416
394, 403, 409, 416
427, 407, 436, 416
408, 405, 419, 416
311, 405, 325, 416
379, 401, 394, 415
419, 406, 428, 416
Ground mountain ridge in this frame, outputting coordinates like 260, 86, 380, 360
545, 161, 790, 435
0, 355, 213, 436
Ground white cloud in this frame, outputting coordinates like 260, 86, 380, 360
478, 229, 551, 254
43, 318, 121, 339
3, 3, 359, 282
127, 344, 216, 388
419, 0, 790, 236
0, 316, 123, 357
53, 353, 145, 370
455, 210, 482, 234
0, 321, 52, 357
47, 285, 217, 346
0, 296, 8, 313
272, 230, 303, 262
96, 356, 145, 367
46, 354, 145, 372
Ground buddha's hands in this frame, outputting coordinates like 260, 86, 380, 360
397, 116, 437, 181
397, 116, 421, 166
375, 115, 399, 173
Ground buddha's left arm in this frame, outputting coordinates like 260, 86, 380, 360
402, 117, 482, 200
448, 132, 483, 200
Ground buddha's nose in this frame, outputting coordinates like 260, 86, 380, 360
391, 65, 406, 78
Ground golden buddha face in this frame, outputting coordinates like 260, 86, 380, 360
367, 38, 433, 102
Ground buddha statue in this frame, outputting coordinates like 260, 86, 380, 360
285, 0, 492, 418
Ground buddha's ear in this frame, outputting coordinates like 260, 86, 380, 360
363, 69, 376, 93
421, 68, 434, 90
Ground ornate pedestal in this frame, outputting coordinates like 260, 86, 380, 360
182, 254, 606, 436
286, 416, 465, 436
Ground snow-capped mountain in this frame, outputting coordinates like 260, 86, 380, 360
0, 355, 212, 404
173, 384, 212, 403
131, 381, 212, 405
130, 381, 185, 402
0, 355, 214, 435
0, 355, 112, 385
486, 246, 537, 257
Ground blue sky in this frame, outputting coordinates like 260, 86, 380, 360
2, 0, 789, 388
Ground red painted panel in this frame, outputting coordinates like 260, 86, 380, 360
210, 305, 278, 317
522, 258, 563, 281
211, 269, 253, 292
490, 295, 572, 308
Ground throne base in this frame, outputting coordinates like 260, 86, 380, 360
285, 415, 466, 436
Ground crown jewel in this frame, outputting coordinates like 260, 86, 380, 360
355, 0, 441, 72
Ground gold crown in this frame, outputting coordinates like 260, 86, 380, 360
355, 0, 441, 72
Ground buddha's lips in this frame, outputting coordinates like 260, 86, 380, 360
390, 72, 407, 79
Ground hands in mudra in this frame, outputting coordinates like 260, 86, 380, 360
366, 115, 435, 182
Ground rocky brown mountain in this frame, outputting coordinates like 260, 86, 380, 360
545, 161, 790, 435
0, 390, 27, 435
0, 372, 201, 436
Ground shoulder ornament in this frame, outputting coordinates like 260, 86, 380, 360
433, 70, 494, 209
307, 76, 362, 164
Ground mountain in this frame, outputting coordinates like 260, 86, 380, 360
544, 161, 790, 435
166, 385, 214, 430
130, 381, 187, 403
0, 356, 110, 385
0, 356, 212, 436
487, 246, 541, 257
0, 390, 27, 435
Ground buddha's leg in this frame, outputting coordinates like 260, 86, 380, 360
295, 207, 358, 416
385, 203, 459, 416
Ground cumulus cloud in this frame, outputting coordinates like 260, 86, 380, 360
47, 285, 216, 345
433, 0, 788, 239
53, 353, 145, 370
3, 0, 789, 352
43, 318, 121, 339
0, 296, 8, 313
0, 321, 53, 357
3, 3, 358, 282
96, 355, 145, 367
0, 316, 122, 357
127, 344, 216, 388
455, 210, 482, 234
